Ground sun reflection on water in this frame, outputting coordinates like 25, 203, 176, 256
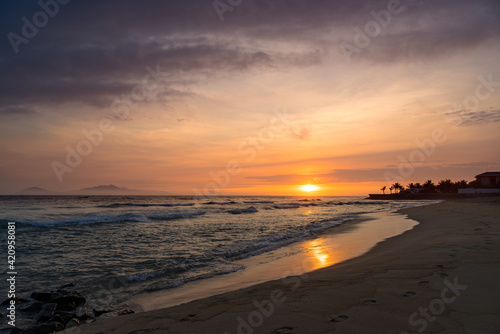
305, 237, 339, 269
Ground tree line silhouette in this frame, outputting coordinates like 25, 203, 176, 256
381, 179, 478, 194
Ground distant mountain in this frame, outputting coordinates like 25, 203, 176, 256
80, 184, 127, 191
74, 184, 139, 195
17, 187, 52, 195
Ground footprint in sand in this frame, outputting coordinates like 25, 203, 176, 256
360, 299, 377, 306
330, 315, 349, 322
439, 273, 449, 277
273, 326, 294, 333
419, 280, 429, 286
403, 291, 416, 297
181, 314, 197, 321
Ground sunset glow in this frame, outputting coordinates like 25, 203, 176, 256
301, 184, 320, 192
0, 1, 499, 196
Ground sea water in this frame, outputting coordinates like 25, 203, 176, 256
0, 195, 437, 312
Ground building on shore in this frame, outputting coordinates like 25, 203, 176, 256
458, 172, 500, 194
475, 172, 500, 187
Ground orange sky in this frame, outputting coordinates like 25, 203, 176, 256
1, 1, 499, 195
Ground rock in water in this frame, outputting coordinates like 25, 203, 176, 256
35, 303, 57, 323
65, 319, 80, 328
54, 311, 76, 324
55, 302, 76, 311
30, 292, 52, 302
93, 309, 113, 317
58, 283, 75, 289
118, 309, 135, 316
47, 314, 65, 326
77, 309, 92, 321
50, 290, 86, 307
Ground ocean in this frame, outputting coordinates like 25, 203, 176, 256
0, 195, 437, 315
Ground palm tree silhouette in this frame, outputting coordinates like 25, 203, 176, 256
392, 182, 403, 193
423, 180, 435, 191
381, 186, 387, 194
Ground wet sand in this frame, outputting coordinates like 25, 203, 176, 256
69, 198, 500, 334
129, 211, 418, 312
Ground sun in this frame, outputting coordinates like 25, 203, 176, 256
300, 184, 319, 192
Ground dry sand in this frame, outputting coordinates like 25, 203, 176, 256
70, 198, 500, 334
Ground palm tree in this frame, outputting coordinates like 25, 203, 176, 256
381, 186, 387, 194
392, 182, 403, 193
437, 179, 453, 193
423, 180, 435, 189
389, 186, 394, 194
407, 183, 415, 189
422, 180, 436, 193
455, 180, 468, 189
415, 182, 422, 188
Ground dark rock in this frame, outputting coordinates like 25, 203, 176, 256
93, 309, 112, 317
47, 314, 65, 326
35, 303, 57, 323
9, 327, 24, 334
50, 290, 85, 307
77, 311, 92, 321
118, 309, 135, 316
20, 322, 64, 334
55, 302, 76, 311
20, 301, 43, 313
54, 311, 76, 324
58, 283, 75, 290
1, 297, 29, 306
65, 319, 79, 328
30, 292, 52, 302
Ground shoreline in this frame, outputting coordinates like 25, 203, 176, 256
69, 197, 500, 334
367, 192, 500, 200
127, 210, 418, 313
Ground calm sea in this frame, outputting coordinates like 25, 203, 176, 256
0, 195, 436, 312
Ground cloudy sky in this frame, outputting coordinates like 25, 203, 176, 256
0, 0, 499, 195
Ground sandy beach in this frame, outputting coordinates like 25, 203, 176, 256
70, 198, 500, 334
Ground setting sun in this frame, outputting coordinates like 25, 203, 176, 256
300, 184, 319, 192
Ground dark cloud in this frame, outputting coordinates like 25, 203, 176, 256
443, 109, 500, 126
0, 106, 36, 116
0, 0, 499, 113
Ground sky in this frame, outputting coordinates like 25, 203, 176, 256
0, 0, 499, 196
